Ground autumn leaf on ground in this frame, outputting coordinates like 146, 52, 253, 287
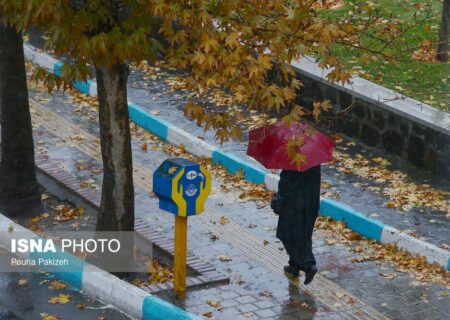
48, 293, 72, 304
372, 157, 390, 166
18, 279, 28, 286
7, 226, 13, 232
80, 179, 97, 189
218, 255, 232, 262
380, 272, 397, 280
258, 291, 273, 298
206, 299, 223, 311
202, 311, 213, 318
41, 194, 50, 201
219, 216, 229, 225
31, 215, 42, 223
321, 181, 330, 189
70, 134, 85, 141
76, 303, 87, 310
54, 205, 85, 221
48, 280, 67, 290
40, 313, 59, 320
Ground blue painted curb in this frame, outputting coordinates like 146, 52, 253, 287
212, 149, 266, 184
128, 102, 170, 140
319, 198, 384, 241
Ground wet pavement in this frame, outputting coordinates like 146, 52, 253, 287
22, 80, 450, 320
0, 272, 129, 320
0, 199, 131, 320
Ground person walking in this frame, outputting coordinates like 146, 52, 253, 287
275, 165, 321, 284
247, 121, 334, 285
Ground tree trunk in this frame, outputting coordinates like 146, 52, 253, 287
437, 0, 450, 62
95, 64, 134, 231
0, 21, 42, 216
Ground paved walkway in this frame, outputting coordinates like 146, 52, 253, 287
25, 82, 450, 320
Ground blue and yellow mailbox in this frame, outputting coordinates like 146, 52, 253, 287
153, 158, 211, 295
153, 158, 211, 217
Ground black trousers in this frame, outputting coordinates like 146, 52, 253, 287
277, 201, 318, 271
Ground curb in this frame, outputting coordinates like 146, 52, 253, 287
23, 44, 450, 271
0, 214, 201, 320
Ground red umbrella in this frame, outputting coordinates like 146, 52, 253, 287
247, 121, 335, 171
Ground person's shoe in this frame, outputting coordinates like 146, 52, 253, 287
283, 265, 299, 277
304, 265, 317, 285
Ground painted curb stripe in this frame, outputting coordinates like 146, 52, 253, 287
74, 79, 93, 95
53, 60, 64, 77
128, 102, 169, 140
25, 44, 450, 271
320, 198, 384, 241
212, 149, 266, 184
142, 295, 201, 320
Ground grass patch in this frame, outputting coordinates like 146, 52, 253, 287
322, 0, 449, 111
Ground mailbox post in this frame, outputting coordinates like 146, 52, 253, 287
153, 158, 211, 295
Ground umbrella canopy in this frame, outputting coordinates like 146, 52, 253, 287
247, 121, 335, 171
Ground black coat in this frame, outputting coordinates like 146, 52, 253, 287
276, 165, 321, 269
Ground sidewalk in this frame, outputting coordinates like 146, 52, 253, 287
25, 80, 450, 320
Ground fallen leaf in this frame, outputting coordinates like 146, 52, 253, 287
40, 313, 59, 320
206, 299, 223, 311
218, 255, 232, 262
41, 194, 50, 201
70, 134, 85, 141
219, 216, 229, 225
48, 293, 72, 304
321, 181, 330, 189
31, 216, 42, 223
76, 303, 87, 310
7, 226, 13, 232
48, 280, 67, 290
440, 243, 449, 249
18, 279, 28, 286
202, 311, 213, 318
258, 291, 273, 298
